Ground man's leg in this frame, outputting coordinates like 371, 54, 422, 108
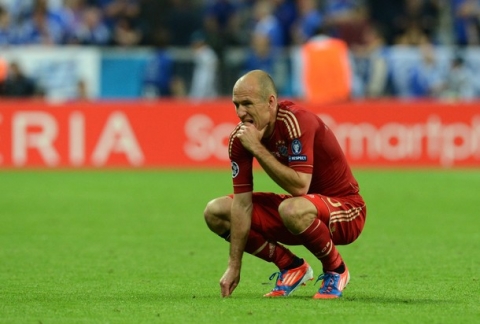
278, 196, 343, 273
204, 196, 297, 269
204, 195, 313, 296
278, 195, 366, 298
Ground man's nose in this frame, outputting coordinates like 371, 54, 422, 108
236, 106, 247, 118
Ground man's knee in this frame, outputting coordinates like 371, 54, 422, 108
203, 198, 217, 223
278, 197, 317, 234
203, 196, 231, 234
278, 198, 296, 223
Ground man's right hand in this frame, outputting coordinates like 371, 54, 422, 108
236, 122, 267, 154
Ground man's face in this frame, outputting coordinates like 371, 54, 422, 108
232, 77, 273, 133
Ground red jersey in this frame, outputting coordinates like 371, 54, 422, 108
229, 100, 359, 197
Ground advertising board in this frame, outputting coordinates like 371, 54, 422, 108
0, 100, 478, 168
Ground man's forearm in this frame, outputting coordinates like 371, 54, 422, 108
229, 195, 253, 268
253, 145, 309, 196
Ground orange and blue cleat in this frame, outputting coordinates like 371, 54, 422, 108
264, 260, 313, 297
313, 266, 350, 299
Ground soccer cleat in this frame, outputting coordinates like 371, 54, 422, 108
264, 260, 314, 297
313, 266, 350, 299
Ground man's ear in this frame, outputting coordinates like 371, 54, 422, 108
268, 94, 277, 109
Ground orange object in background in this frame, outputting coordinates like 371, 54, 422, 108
0, 57, 8, 82
301, 36, 351, 104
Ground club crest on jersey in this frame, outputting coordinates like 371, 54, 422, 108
291, 139, 302, 155
231, 161, 239, 178
276, 140, 288, 157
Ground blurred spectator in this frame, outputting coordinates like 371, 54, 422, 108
96, 0, 141, 45
272, 0, 297, 46
96, 0, 140, 30
401, 0, 440, 40
241, 32, 287, 92
224, 0, 256, 46
203, 0, 240, 51
0, 0, 32, 24
251, 0, 284, 48
142, 27, 176, 98
394, 20, 431, 45
188, 30, 219, 99
59, 0, 88, 44
70, 5, 111, 45
365, 0, 405, 45
111, 15, 141, 46
394, 0, 440, 45
242, 33, 276, 75
451, 0, 480, 46
60, 0, 85, 36
440, 54, 476, 100
0, 5, 17, 45
17, 0, 65, 45
137, 0, 172, 46
351, 24, 390, 98
322, 0, 370, 46
291, 0, 323, 45
408, 43, 447, 98
48, 0, 65, 11
76, 78, 88, 99
0, 61, 40, 97
166, 0, 202, 46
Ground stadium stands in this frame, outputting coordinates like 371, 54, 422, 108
0, 0, 479, 100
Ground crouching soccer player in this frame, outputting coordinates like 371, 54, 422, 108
204, 70, 367, 298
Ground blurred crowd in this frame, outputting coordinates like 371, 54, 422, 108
1, 0, 480, 100
1, 0, 479, 48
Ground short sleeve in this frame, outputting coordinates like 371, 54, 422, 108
229, 130, 254, 193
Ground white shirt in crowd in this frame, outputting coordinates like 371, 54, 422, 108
189, 44, 219, 99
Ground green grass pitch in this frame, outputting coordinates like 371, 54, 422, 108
0, 169, 479, 323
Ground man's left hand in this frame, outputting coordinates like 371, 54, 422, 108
219, 266, 241, 297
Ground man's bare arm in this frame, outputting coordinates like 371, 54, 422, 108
253, 145, 311, 196
229, 192, 253, 267
236, 122, 311, 196
219, 192, 253, 297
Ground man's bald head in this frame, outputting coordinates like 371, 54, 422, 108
235, 70, 277, 100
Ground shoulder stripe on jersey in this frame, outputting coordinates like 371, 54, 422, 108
277, 108, 301, 139
228, 124, 242, 157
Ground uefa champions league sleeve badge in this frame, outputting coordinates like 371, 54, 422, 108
289, 139, 307, 162
231, 161, 239, 178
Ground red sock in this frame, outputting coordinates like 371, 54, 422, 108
244, 230, 295, 270
296, 218, 342, 271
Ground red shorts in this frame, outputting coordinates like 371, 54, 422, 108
249, 193, 366, 246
